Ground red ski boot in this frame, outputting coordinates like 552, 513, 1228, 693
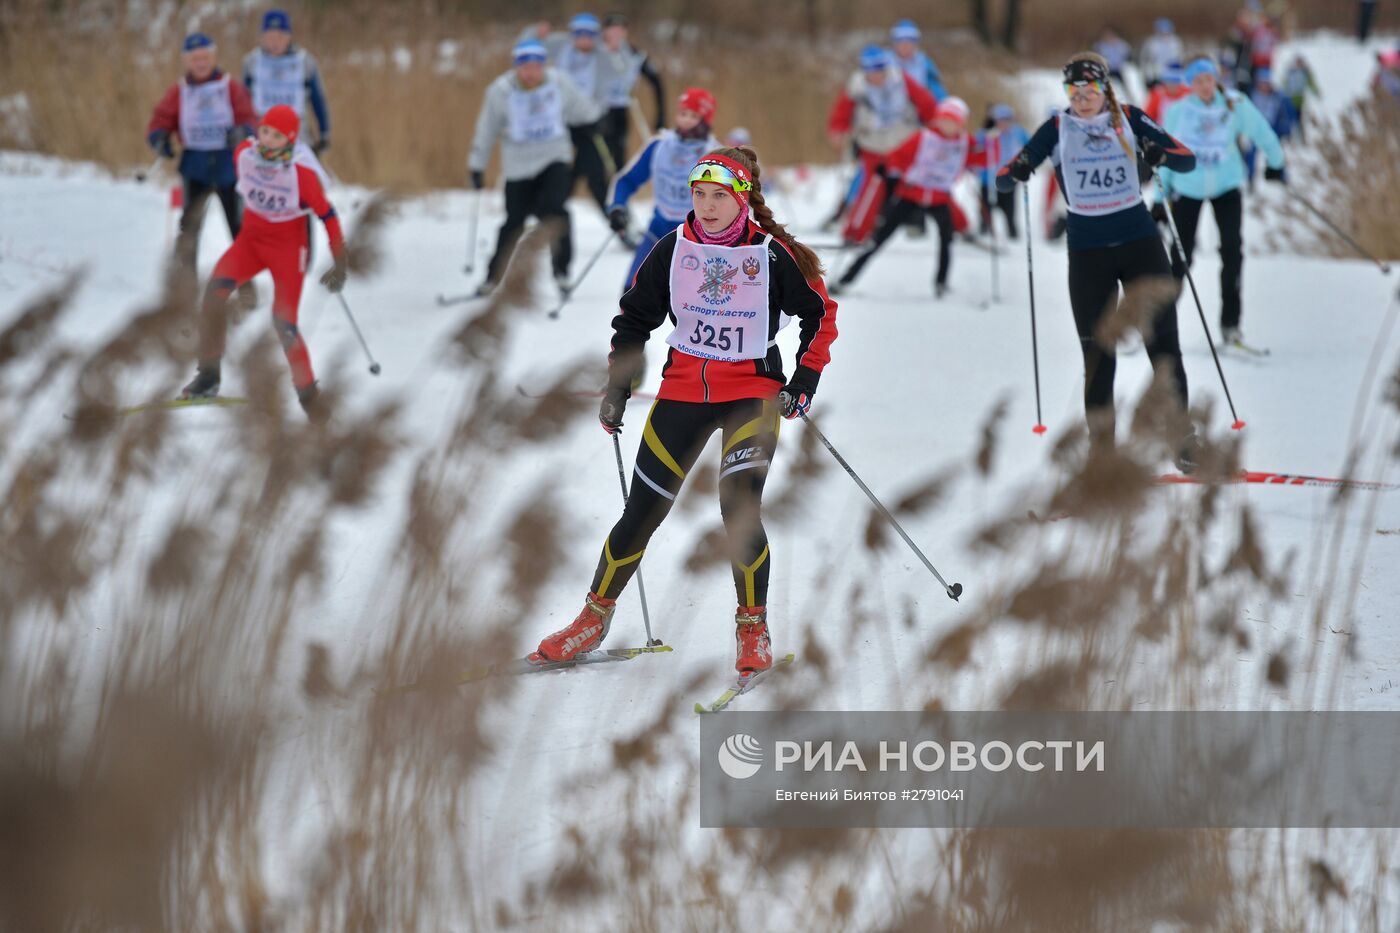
530, 592, 616, 663
734, 606, 773, 675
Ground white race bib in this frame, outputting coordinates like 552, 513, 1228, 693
560, 47, 597, 98
236, 146, 305, 223
651, 132, 712, 221
1174, 102, 1234, 169
251, 49, 307, 117
603, 48, 644, 107
902, 130, 968, 192
506, 82, 566, 145
667, 228, 772, 362
1056, 111, 1142, 216
179, 76, 235, 152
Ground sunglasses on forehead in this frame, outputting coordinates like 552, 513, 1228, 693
688, 160, 752, 194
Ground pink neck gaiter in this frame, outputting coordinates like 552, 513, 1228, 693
692, 209, 749, 247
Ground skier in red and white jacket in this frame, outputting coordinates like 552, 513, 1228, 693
180, 105, 348, 421
828, 45, 939, 245
531, 147, 838, 677
832, 97, 986, 298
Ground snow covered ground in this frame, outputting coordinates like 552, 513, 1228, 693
3, 30, 1400, 931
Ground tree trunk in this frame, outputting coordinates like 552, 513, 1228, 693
1001, 0, 1022, 51
970, 0, 991, 45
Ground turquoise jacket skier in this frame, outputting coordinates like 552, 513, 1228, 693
1158, 86, 1284, 200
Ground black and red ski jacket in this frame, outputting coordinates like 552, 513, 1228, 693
608, 215, 838, 404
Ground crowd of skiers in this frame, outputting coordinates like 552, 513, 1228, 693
137, 8, 1394, 674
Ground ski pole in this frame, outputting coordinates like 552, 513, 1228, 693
1154, 169, 1245, 430
1286, 187, 1392, 274
548, 231, 617, 319
612, 432, 660, 646
987, 133, 1000, 305
798, 412, 963, 602
335, 293, 381, 375
463, 190, 483, 275
1022, 184, 1047, 435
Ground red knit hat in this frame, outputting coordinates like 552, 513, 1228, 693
677, 87, 717, 124
260, 105, 300, 145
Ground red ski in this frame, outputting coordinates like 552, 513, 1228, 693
1157, 471, 1400, 492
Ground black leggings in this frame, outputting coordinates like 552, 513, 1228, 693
600, 106, 632, 182
1168, 189, 1244, 330
592, 397, 780, 608
487, 161, 573, 282
569, 122, 613, 215
840, 199, 954, 286
1068, 235, 1188, 430
176, 179, 242, 274
979, 183, 1018, 238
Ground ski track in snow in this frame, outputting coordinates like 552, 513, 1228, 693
3, 31, 1400, 927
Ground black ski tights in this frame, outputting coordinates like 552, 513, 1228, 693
592, 398, 779, 608
1067, 235, 1188, 437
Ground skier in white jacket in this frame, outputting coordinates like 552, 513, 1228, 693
467, 38, 602, 294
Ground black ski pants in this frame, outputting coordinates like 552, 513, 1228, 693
1168, 188, 1245, 331
592, 397, 780, 608
979, 182, 1018, 238
176, 178, 242, 275
1068, 235, 1188, 431
600, 106, 632, 182
486, 161, 573, 282
840, 198, 954, 287
569, 122, 613, 215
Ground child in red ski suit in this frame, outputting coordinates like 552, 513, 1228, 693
832, 97, 986, 298
181, 105, 348, 420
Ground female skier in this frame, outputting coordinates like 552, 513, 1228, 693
1159, 57, 1285, 350
997, 52, 1199, 465
180, 105, 348, 421
530, 148, 838, 675
832, 97, 985, 298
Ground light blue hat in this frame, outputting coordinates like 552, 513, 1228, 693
1184, 58, 1219, 84
860, 45, 892, 71
990, 103, 1014, 121
513, 39, 548, 65
891, 19, 920, 42
569, 13, 601, 35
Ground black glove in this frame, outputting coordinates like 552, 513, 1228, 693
599, 385, 628, 435
320, 254, 348, 293
1150, 200, 1169, 224
470, 170, 485, 191
607, 207, 630, 233
1264, 165, 1287, 184
313, 137, 330, 155
777, 383, 813, 420
150, 130, 174, 158
1007, 153, 1033, 183
1140, 139, 1167, 168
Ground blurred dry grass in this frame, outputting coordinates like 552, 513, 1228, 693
1264, 92, 1400, 263
2, 236, 1397, 927
3, 4, 1400, 928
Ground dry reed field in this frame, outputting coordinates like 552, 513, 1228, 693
5, 2, 1400, 930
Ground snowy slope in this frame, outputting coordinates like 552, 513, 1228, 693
3, 31, 1399, 930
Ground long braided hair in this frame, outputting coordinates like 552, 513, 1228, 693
1066, 50, 1137, 160
708, 146, 826, 281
